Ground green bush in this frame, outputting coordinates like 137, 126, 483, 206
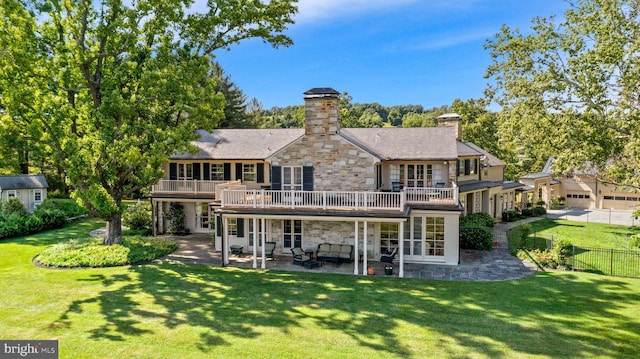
165, 203, 189, 235
552, 238, 573, 267
502, 210, 519, 222
33, 206, 67, 230
24, 215, 45, 233
0, 197, 28, 220
518, 248, 559, 269
36, 236, 177, 267
0, 213, 27, 238
460, 212, 494, 228
532, 206, 547, 216
460, 226, 493, 250
123, 200, 152, 231
628, 234, 640, 250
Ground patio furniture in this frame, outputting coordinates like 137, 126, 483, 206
380, 247, 397, 263
316, 243, 353, 265
230, 245, 243, 256
265, 241, 276, 260
291, 247, 311, 265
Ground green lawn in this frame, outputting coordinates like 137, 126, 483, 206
2, 219, 640, 358
527, 219, 640, 249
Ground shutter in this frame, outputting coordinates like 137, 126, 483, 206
237, 218, 245, 237
193, 163, 201, 180
216, 215, 222, 237
464, 160, 470, 176
169, 163, 177, 180
223, 163, 231, 181
256, 163, 265, 184
235, 163, 243, 181
271, 166, 282, 190
203, 163, 210, 180
303, 166, 314, 191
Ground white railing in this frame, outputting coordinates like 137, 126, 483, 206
222, 187, 458, 211
152, 179, 223, 194
405, 187, 458, 205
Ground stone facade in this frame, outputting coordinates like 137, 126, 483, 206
269, 90, 378, 192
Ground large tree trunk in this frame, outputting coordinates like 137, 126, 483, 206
104, 214, 123, 245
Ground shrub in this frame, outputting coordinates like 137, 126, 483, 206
165, 203, 189, 235
460, 212, 494, 228
628, 234, 640, 250
521, 208, 534, 217
1, 197, 28, 219
24, 215, 45, 233
0, 213, 27, 238
518, 248, 558, 269
552, 238, 573, 267
502, 210, 518, 222
532, 206, 547, 216
123, 200, 151, 231
460, 226, 493, 250
36, 236, 177, 267
33, 206, 67, 230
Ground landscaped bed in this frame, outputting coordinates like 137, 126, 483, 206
2, 218, 639, 358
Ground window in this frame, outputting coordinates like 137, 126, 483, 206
210, 164, 224, 181
6, 190, 19, 200
603, 195, 614, 200
282, 166, 302, 191
33, 190, 42, 203
407, 164, 424, 187
243, 164, 256, 182
380, 223, 399, 253
389, 165, 400, 184
227, 218, 237, 236
458, 159, 478, 176
178, 163, 193, 180
283, 220, 302, 248
425, 217, 445, 256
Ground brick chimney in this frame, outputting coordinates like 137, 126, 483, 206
437, 113, 462, 141
303, 87, 340, 136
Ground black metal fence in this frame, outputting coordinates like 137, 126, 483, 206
569, 246, 640, 278
507, 229, 640, 278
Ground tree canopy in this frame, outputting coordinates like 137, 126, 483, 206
485, 0, 640, 188
0, 0, 298, 244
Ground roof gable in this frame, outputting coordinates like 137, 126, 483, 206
0, 174, 49, 190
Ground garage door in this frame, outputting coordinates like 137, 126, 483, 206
565, 192, 591, 208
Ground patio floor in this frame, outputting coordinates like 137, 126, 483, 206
158, 232, 537, 281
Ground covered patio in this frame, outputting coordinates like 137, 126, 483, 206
158, 234, 536, 281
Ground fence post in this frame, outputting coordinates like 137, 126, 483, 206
572, 245, 575, 271
610, 248, 614, 276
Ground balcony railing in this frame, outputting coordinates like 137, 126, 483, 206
221, 187, 458, 212
152, 179, 227, 195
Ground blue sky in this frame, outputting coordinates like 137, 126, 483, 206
214, 1, 569, 109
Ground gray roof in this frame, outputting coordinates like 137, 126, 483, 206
458, 180, 503, 193
461, 142, 506, 167
340, 127, 459, 160
173, 129, 304, 160
502, 181, 525, 190
519, 172, 553, 180
0, 174, 48, 190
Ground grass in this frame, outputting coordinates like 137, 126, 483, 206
527, 219, 640, 249
1, 218, 640, 358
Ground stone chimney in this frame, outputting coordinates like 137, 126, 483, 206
437, 113, 462, 141
303, 87, 340, 136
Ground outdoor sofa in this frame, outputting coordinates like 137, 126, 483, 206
316, 243, 353, 264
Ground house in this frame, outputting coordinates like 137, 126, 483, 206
150, 88, 513, 276
524, 157, 639, 210
0, 174, 48, 212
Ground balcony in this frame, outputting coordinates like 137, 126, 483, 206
152, 179, 245, 198
221, 187, 458, 212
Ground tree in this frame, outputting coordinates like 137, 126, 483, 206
247, 98, 265, 128
0, 0, 297, 245
211, 62, 251, 129
485, 0, 640, 189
